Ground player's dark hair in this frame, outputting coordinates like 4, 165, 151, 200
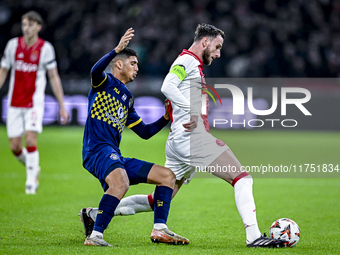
116, 48, 137, 59
194, 23, 225, 42
21, 11, 43, 25
110, 47, 138, 68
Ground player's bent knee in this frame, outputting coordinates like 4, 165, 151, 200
9, 141, 22, 154
25, 136, 37, 147
117, 179, 130, 193
119, 181, 130, 192
106, 180, 129, 198
162, 168, 176, 187
105, 168, 130, 198
25, 130, 37, 143
147, 165, 175, 187
10, 145, 22, 154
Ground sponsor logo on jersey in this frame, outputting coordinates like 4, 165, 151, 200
200, 82, 222, 106
17, 52, 24, 59
114, 87, 120, 94
117, 107, 124, 119
15, 60, 38, 72
121, 94, 127, 101
105, 112, 124, 130
110, 153, 119, 160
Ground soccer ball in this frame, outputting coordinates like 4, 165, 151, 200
269, 218, 300, 247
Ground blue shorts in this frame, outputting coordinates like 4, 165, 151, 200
83, 146, 154, 191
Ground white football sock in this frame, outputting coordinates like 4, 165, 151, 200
88, 208, 98, 221
25, 150, 39, 186
153, 223, 167, 230
234, 175, 261, 243
90, 230, 103, 238
16, 147, 27, 165
115, 195, 152, 216
89, 195, 152, 221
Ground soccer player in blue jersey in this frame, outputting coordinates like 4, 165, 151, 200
80, 28, 188, 246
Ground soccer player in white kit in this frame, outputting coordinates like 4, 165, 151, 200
80, 24, 286, 248
0, 11, 69, 194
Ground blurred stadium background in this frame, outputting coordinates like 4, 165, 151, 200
2, 0, 340, 79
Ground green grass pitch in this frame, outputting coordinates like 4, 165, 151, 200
0, 125, 339, 254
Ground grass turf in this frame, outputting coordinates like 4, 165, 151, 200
0, 126, 339, 254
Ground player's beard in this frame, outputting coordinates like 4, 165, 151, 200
202, 47, 212, 66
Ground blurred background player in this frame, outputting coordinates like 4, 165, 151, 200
80, 28, 188, 246
0, 11, 69, 194
82, 24, 287, 248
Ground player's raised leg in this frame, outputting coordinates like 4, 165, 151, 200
209, 149, 286, 248
115, 194, 154, 216
84, 194, 154, 222
84, 167, 129, 247
84, 178, 184, 222
9, 137, 27, 165
115, 177, 183, 216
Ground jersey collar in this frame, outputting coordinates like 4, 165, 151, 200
179, 49, 203, 68
20, 36, 43, 50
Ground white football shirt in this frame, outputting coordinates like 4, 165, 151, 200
1, 36, 57, 108
161, 49, 209, 140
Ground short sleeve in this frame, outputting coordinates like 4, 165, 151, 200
1, 38, 17, 70
91, 72, 108, 89
42, 41, 57, 70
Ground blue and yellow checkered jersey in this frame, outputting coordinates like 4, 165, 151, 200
83, 72, 142, 162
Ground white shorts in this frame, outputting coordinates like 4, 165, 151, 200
165, 131, 228, 184
6, 106, 43, 138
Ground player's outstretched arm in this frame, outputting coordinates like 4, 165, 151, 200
91, 28, 134, 86
130, 116, 169, 140
128, 100, 170, 140
0, 67, 9, 90
48, 67, 69, 124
